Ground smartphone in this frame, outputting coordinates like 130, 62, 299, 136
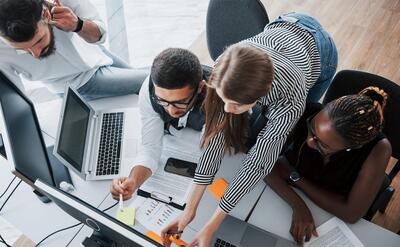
164, 158, 197, 178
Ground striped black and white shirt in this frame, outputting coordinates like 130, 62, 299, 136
194, 22, 321, 214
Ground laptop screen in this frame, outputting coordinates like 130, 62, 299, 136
57, 88, 90, 172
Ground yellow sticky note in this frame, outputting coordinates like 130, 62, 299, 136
116, 207, 136, 226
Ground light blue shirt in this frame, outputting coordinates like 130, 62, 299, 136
0, 0, 112, 93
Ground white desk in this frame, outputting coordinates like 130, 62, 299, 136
3, 92, 398, 247
248, 186, 400, 247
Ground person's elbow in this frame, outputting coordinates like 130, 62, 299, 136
337, 207, 366, 224
341, 214, 362, 224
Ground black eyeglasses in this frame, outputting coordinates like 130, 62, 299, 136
306, 114, 362, 156
152, 88, 197, 110
306, 114, 328, 155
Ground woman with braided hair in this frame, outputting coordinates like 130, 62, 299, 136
264, 86, 392, 245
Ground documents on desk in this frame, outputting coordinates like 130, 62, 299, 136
0, 216, 23, 245
128, 196, 181, 235
138, 127, 202, 208
304, 217, 365, 247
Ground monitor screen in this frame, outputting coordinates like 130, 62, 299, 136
57, 88, 90, 172
35, 180, 162, 247
0, 72, 55, 187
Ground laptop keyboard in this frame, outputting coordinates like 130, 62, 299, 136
96, 112, 124, 176
215, 238, 237, 247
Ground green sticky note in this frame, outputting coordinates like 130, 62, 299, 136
116, 207, 136, 226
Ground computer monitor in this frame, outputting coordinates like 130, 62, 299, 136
0, 71, 72, 202
34, 179, 163, 247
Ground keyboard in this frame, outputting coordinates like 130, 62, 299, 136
96, 112, 124, 176
215, 238, 237, 247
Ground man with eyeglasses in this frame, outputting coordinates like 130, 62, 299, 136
110, 48, 211, 201
0, 0, 147, 100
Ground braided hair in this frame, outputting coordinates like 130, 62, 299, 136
325, 86, 388, 146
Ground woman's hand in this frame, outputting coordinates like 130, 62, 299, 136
290, 205, 318, 245
188, 224, 216, 247
161, 209, 195, 247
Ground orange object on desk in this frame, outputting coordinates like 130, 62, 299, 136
208, 177, 228, 201
145, 231, 187, 247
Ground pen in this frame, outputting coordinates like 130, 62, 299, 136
166, 230, 183, 235
118, 181, 123, 212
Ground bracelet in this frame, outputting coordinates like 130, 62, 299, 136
74, 17, 84, 33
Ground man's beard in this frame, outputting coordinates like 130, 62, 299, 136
39, 25, 56, 59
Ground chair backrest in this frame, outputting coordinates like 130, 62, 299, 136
206, 0, 269, 61
322, 70, 400, 160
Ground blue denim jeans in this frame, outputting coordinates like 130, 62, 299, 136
268, 13, 338, 102
77, 47, 149, 101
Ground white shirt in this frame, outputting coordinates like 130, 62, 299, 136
0, 0, 111, 93
132, 77, 193, 174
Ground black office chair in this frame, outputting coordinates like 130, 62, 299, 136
322, 70, 400, 221
206, 0, 269, 61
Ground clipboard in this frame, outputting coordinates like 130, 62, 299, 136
137, 189, 186, 210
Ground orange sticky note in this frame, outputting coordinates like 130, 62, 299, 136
208, 177, 228, 201
145, 231, 187, 247
145, 231, 163, 245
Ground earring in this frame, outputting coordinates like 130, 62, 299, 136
346, 148, 351, 152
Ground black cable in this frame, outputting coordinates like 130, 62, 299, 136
0, 233, 11, 247
0, 180, 21, 213
0, 176, 17, 199
102, 201, 118, 212
36, 200, 119, 246
34, 222, 82, 247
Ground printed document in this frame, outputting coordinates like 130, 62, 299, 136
304, 217, 365, 247
128, 197, 181, 234
139, 127, 202, 206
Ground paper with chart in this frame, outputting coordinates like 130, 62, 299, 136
304, 217, 365, 247
131, 197, 181, 234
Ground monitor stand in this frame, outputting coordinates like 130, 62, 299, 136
82, 231, 120, 247
33, 189, 52, 203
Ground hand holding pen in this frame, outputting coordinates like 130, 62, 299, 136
110, 177, 136, 201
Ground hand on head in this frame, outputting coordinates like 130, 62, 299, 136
49, 0, 79, 32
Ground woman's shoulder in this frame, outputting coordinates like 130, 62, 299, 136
372, 137, 392, 156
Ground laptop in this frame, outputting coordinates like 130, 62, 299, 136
212, 215, 297, 247
53, 86, 140, 181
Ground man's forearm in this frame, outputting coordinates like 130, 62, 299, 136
128, 165, 152, 188
78, 19, 102, 43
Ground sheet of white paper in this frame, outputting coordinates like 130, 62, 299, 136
139, 127, 202, 206
304, 217, 365, 247
0, 216, 23, 245
133, 198, 181, 234
139, 164, 193, 206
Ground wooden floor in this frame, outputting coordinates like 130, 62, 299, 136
189, 0, 400, 234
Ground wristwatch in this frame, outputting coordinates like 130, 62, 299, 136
289, 171, 301, 183
74, 17, 84, 33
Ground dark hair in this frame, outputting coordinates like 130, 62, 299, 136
150, 48, 203, 90
0, 0, 44, 42
202, 44, 274, 153
326, 86, 388, 146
